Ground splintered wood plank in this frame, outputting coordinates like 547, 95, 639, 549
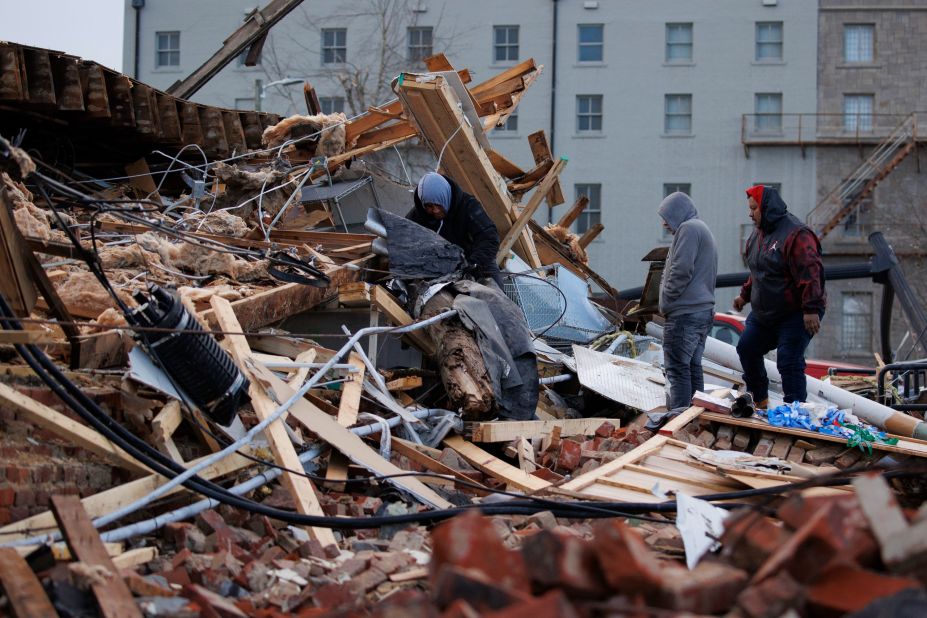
326, 352, 365, 490
0, 547, 58, 617
245, 362, 453, 510
199, 267, 356, 331
658, 391, 728, 437
49, 496, 142, 618
151, 400, 184, 464
470, 418, 614, 443
527, 131, 564, 206
392, 438, 490, 495
497, 157, 567, 264
370, 286, 436, 356
559, 435, 668, 493
211, 296, 337, 548
0, 383, 149, 475
443, 436, 550, 493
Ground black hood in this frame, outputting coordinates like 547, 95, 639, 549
413, 173, 463, 221
760, 186, 789, 233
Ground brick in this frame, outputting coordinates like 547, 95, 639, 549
736, 571, 804, 618
732, 429, 751, 451
770, 436, 793, 459
786, 446, 806, 463
525, 511, 558, 531
352, 566, 388, 592
372, 552, 414, 576
430, 511, 530, 594
165, 522, 208, 553
521, 528, 607, 597
483, 590, 579, 618
594, 421, 615, 437
715, 426, 734, 450
432, 565, 532, 613
14, 488, 34, 507
182, 583, 248, 618
651, 561, 748, 614
835, 448, 863, 469
721, 509, 791, 572
592, 519, 663, 593
0, 485, 14, 507
694, 429, 716, 449
556, 439, 583, 472
806, 564, 921, 615
752, 434, 775, 458
803, 445, 843, 466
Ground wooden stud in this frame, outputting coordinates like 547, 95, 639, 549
154, 93, 182, 142
222, 110, 248, 154
180, 102, 205, 146
497, 157, 567, 263
443, 435, 550, 493
555, 195, 589, 230
151, 400, 185, 464
22, 48, 56, 106
211, 296, 337, 548
527, 130, 564, 206
50, 495, 142, 618
326, 352, 365, 490
577, 223, 605, 248
0, 547, 59, 617
0, 44, 27, 100
470, 417, 614, 443
370, 286, 437, 356
104, 73, 135, 128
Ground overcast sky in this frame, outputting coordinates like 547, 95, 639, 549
0, 0, 125, 70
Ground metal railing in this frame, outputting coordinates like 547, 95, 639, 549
741, 112, 925, 148
807, 113, 917, 236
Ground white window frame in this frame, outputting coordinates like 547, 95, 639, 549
493, 25, 519, 63
664, 94, 692, 134
322, 28, 347, 64
574, 184, 602, 234
755, 21, 783, 61
841, 292, 873, 353
844, 94, 874, 132
754, 92, 783, 133
844, 24, 874, 63
665, 23, 693, 62
577, 24, 604, 62
576, 95, 603, 132
155, 31, 180, 68
319, 96, 345, 115
407, 26, 433, 63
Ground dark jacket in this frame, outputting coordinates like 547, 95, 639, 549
739, 187, 826, 324
407, 174, 502, 280
658, 192, 718, 317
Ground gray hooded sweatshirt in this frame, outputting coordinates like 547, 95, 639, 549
658, 192, 718, 317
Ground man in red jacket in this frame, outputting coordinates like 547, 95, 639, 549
733, 185, 826, 405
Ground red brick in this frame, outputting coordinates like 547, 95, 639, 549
182, 583, 248, 618
650, 561, 747, 614
737, 571, 804, 618
0, 508, 11, 525
432, 565, 532, 613
430, 511, 530, 594
595, 421, 615, 437
14, 488, 33, 507
0, 485, 14, 507
592, 519, 664, 593
556, 440, 582, 472
721, 509, 791, 571
441, 599, 481, 618
312, 581, 357, 609
520, 528, 607, 597
483, 590, 579, 618
806, 564, 920, 616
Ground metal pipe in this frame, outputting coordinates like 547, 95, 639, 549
100, 408, 444, 544
547, 0, 558, 224
646, 321, 927, 439
262, 362, 359, 371
539, 374, 573, 384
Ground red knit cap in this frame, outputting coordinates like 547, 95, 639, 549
746, 185, 764, 206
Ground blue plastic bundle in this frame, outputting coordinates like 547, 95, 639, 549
762, 401, 898, 453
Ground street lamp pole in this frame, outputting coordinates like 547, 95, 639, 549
254, 77, 304, 112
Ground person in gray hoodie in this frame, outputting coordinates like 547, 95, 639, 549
657, 192, 719, 411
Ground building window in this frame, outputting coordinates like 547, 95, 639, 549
664, 94, 692, 134
662, 183, 691, 239
319, 97, 345, 114
755, 21, 783, 61
665, 23, 693, 62
844, 94, 874, 131
155, 31, 180, 67
322, 28, 347, 64
841, 292, 872, 353
574, 184, 601, 234
576, 95, 603, 132
496, 111, 518, 132
493, 25, 519, 62
844, 24, 874, 63
578, 24, 604, 62
407, 26, 433, 63
234, 97, 254, 110
754, 93, 783, 132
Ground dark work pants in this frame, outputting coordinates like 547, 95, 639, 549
662, 309, 714, 411
736, 311, 820, 403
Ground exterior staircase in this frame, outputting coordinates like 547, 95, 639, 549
807, 113, 918, 239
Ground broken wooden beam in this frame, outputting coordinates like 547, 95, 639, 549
469, 418, 616, 443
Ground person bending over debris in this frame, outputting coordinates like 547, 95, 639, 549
734, 185, 826, 406
658, 192, 718, 412
407, 172, 505, 288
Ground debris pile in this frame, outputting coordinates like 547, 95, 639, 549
0, 39, 924, 617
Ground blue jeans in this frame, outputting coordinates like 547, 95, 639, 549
736, 311, 820, 403
663, 310, 713, 411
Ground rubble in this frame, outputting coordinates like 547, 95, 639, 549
0, 36, 925, 618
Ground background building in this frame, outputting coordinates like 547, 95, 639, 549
125, 0, 927, 361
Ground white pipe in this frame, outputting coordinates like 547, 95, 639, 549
646, 321, 927, 438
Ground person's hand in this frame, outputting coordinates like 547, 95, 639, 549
733, 296, 746, 312
804, 313, 821, 336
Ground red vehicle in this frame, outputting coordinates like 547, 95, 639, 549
711, 313, 870, 379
